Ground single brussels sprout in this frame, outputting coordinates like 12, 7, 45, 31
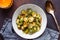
21, 10, 26, 14
28, 17, 34, 22
19, 17, 24, 22
36, 26, 40, 31
23, 29, 29, 34
27, 8, 32, 14
32, 11, 36, 17
24, 17, 28, 22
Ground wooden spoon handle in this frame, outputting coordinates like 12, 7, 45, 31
51, 13, 60, 34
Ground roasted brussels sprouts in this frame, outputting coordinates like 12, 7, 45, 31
16, 8, 42, 35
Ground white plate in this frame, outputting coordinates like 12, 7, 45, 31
12, 4, 47, 39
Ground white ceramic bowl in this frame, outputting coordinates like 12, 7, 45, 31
12, 4, 47, 39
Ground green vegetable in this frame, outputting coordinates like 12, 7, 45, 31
27, 8, 32, 14
23, 29, 29, 34
19, 17, 24, 22
21, 10, 26, 14
16, 8, 42, 35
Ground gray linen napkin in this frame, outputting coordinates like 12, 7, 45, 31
0, 19, 59, 40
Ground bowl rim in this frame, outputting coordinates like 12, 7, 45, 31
12, 4, 47, 39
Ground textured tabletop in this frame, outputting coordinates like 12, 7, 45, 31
0, 0, 60, 40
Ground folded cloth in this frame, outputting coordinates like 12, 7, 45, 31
0, 19, 59, 40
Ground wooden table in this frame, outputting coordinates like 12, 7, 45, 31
0, 0, 60, 40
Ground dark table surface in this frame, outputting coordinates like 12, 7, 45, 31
0, 0, 60, 40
